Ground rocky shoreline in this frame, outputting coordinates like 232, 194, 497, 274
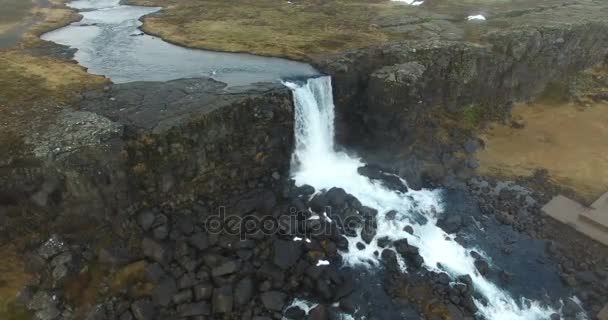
15, 169, 606, 320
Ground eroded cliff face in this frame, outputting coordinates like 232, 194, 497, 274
0, 79, 294, 240
314, 20, 608, 188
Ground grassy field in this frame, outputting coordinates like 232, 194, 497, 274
0, 0, 34, 34
0, 0, 79, 47
0, 49, 107, 161
478, 100, 608, 204
127, 0, 417, 60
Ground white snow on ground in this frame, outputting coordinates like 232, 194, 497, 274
467, 14, 486, 21
392, 0, 424, 5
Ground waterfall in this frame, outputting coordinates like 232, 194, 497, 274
284, 76, 565, 320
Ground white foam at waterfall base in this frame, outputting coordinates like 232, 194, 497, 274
284, 76, 566, 320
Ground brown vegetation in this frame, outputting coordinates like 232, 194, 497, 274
127, 0, 416, 60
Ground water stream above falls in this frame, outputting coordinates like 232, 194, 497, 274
285, 76, 585, 320
41, 0, 319, 86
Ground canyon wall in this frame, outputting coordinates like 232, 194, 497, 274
0, 79, 295, 239
314, 21, 608, 188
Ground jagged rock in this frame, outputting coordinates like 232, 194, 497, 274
284, 305, 306, 319
316, 278, 333, 300
177, 302, 211, 317
172, 290, 193, 304
27, 290, 61, 320
377, 237, 391, 248
119, 311, 134, 320
153, 278, 178, 307
474, 259, 489, 276
339, 295, 357, 314
145, 263, 166, 282
309, 194, 329, 213
234, 277, 254, 306
178, 273, 197, 289
152, 225, 169, 241
130, 300, 155, 320
176, 216, 195, 235
137, 210, 156, 231
194, 283, 214, 301
212, 286, 233, 313
357, 165, 408, 193
260, 291, 287, 311
141, 238, 172, 263
361, 224, 376, 244
403, 225, 414, 235
325, 187, 348, 208
273, 240, 303, 270
309, 304, 329, 320
295, 184, 315, 197
438, 214, 463, 234
38, 235, 67, 260
562, 299, 583, 318
212, 260, 240, 277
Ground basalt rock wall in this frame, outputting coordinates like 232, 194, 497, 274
314, 21, 608, 186
0, 79, 295, 238
78, 79, 296, 208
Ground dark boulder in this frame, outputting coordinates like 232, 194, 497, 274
188, 232, 209, 251
474, 259, 489, 276
437, 214, 463, 234
152, 278, 178, 307
130, 300, 155, 320
212, 260, 240, 277
273, 240, 303, 270
309, 304, 329, 320
194, 283, 213, 301
377, 237, 391, 248
172, 290, 193, 305
137, 210, 156, 231
230, 189, 277, 216
234, 277, 254, 306
361, 223, 377, 244
325, 187, 348, 208
141, 238, 172, 263
177, 302, 210, 317
357, 165, 408, 193
359, 206, 378, 220
562, 299, 583, 318
284, 305, 306, 319
309, 194, 329, 213
260, 291, 287, 311
295, 184, 315, 197
212, 286, 233, 314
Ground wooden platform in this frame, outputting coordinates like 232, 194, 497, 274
541, 192, 608, 246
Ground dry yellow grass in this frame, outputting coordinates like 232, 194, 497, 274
0, 245, 33, 320
128, 0, 414, 60
22, 1, 81, 47
0, 50, 107, 158
0, 50, 106, 104
477, 101, 608, 204
0, 0, 79, 48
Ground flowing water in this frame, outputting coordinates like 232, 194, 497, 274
41, 0, 318, 86
285, 76, 584, 320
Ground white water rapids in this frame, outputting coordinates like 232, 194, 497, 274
284, 76, 564, 320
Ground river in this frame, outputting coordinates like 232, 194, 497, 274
41, 0, 318, 86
